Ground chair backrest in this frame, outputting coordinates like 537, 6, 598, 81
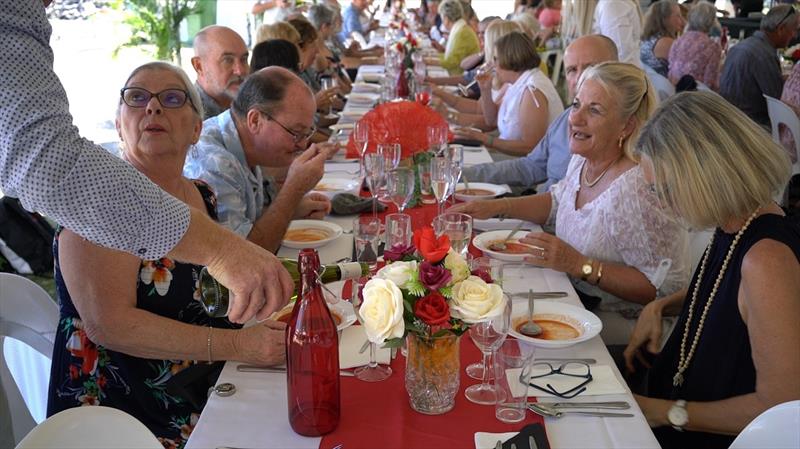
0, 273, 59, 446
15, 406, 162, 449
763, 94, 800, 204
729, 400, 800, 449
540, 49, 563, 87
642, 63, 675, 103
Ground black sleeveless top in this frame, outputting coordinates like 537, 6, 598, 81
647, 213, 800, 449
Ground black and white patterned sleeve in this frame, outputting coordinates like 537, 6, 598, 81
0, 0, 189, 259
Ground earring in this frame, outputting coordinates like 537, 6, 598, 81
618, 136, 625, 149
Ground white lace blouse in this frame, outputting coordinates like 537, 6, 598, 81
548, 155, 690, 315
496, 69, 564, 141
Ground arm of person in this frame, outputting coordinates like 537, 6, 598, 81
432, 85, 483, 113
59, 228, 286, 366
449, 193, 553, 224
427, 75, 469, 86
637, 239, 800, 433
623, 288, 687, 373
251, 0, 277, 15
480, 88, 551, 156
653, 37, 675, 61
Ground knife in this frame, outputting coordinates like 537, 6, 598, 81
511, 292, 569, 299
237, 365, 355, 377
534, 401, 630, 410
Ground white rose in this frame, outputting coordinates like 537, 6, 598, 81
359, 278, 406, 343
450, 275, 506, 323
443, 249, 470, 284
376, 260, 418, 289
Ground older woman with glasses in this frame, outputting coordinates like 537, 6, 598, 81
452, 62, 689, 347
626, 92, 800, 449
47, 62, 286, 447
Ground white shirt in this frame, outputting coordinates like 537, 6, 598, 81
593, 0, 642, 67
496, 69, 564, 141
0, 0, 189, 259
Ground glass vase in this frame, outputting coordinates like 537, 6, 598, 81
404, 332, 460, 415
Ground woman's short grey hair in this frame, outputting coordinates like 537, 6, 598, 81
686, 2, 718, 33
439, 0, 464, 23
118, 61, 204, 121
308, 4, 336, 30
636, 92, 791, 228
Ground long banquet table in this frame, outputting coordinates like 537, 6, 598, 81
185, 64, 660, 449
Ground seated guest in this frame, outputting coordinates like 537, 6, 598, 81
780, 63, 800, 163
454, 32, 564, 157
628, 91, 799, 449
307, 3, 353, 93
512, 11, 541, 43
537, 0, 562, 29
720, 4, 797, 127
47, 62, 286, 447
339, 0, 377, 42
453, 62, 690, 345
251, 39, 301, 73
463, 34, 618, 192
640, 0, 685, 77
184, 67, 333, 253
437, 0, 481, 75
255, 20, 301, 46
191, 26, 250, 119
667, 2, 721, 90
252, 0, 296, 26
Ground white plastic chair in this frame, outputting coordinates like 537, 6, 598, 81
15, 406, 162, 449
729, 400, 800, 449
642, 63, 675, 103
763, 94, 800, 205
0, 273, 58, 447
540, 49, 563, 87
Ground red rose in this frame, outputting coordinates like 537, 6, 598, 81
412, 227, 450, 263
793, 48, 800, 60
414, 292, 451, 326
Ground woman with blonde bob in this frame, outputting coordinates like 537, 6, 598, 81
453, 62, 689, 345
626, 91, 800, 449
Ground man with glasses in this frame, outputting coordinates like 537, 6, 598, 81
184, 67, 335, 253
720, 4, 799, 127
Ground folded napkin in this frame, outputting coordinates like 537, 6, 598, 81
505, 365, 627, 398
475, 424, 549, 449
339, 325, 391, 369
473, 218, 541, 233
331, 193, 386, 215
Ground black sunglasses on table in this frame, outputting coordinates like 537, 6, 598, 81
527, 362, 593, 399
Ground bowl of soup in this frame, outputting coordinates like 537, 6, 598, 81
272, 296, 356, 333
282, 220, 343, 249
473, 230, 538, 261
508, 301, 602, 349
454, 182, 511, 202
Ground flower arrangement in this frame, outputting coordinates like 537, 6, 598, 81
785, 43, 800, 62
359, 227, 507, 348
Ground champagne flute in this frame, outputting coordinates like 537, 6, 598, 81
430, 156, 452, 216
363, 153, 385, 219
354, 120, 369, 177
376, 143, 400, 202
320, 76, 339, 120
464, 297, 512, 405
446, 145, 464, 205
386, 167, 415, 213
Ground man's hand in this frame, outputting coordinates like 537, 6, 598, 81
294, 192, 332, 219
284, 145, 328, 194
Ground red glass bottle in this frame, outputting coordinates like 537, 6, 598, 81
286, 249, 340, 436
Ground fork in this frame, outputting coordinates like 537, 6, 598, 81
527, 403, 633, 418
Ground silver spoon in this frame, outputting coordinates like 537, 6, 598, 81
519, 290, 542, 337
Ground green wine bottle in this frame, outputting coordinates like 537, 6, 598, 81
198, 258, 368, 318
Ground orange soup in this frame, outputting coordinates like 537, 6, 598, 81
458, 188, 494, 196
514, 317, 580, 340
488, 240, 531, 254
284, 228, 330, 242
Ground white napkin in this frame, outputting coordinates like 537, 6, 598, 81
474, 432, 517, 449
505, 365, 627, 398
473, 218, 541, 233
338, 325, 391, 369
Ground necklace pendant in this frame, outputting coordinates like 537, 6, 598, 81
673, 372, 684, 387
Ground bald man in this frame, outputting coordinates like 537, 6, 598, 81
191, 26, 250, 119
184, 67, 334, 253
462, 35, 619, 193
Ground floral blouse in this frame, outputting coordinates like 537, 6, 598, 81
47, 180, 239, 449
668, 31, 722, 91
641, 34, 669, 77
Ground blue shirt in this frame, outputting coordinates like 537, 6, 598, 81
339, 5, 364, 41
462, 107, 572, 192
183, 111, 264, 238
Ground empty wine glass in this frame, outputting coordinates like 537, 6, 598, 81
427, 124, 448, 154
354, 120, 369, 176
353, 216, 382, 276
417, 163, 436, 204
363, 153, 385, 218
466, 258, 505, 380
432, 212, 473, 257
386, 168, 415, 213
430, 156, 452, 216
446, 145, 464, 205
320, 76, 339, 120
355, 311, 393, 382
464, 297, 512, 405
377, 143, 401, 169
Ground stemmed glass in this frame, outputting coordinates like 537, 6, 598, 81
446, 145, 464, 205
427, 124, 448, 154
466, 258, 505, 380
464, 297, 512, 405
430, 156, 452, 216
320, 77, 339, 120
363, 153, 386, 219
385, 168, 415, 213
377, 143, 401, 202
432, 212, 473, 257
354, 120, 369, 176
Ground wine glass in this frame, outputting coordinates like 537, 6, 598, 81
464, 297, 512, 405
466, 258, 505, 380
427, 124, 447, 154
376, 143, 401, 201
363, 153, 385, 219
354, 280, 392, 382
430, 156, 452, 216
432, 212, 473, 257
354, 121, 369, 177
386, 167, 415, 213
417, 163, 436, 204
320, 76, 339, 120
446, 145, 464, 205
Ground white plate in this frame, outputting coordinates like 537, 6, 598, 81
271, 297, 357, 333
351, 82, 382, 93
509, 301, 602, 349
360, 73, 384, 83
312, 177, 361, 198
329, 122, 355, 132
472, 229, 536, 261
346, 92, 380, 103
453, 182, 511, 201
338, 110, 368, 120
282, 220, 343, 249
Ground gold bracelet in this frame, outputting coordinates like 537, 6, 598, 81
207, 326, 213, 363
594, 262, 604, 286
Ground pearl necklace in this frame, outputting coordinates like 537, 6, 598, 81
581, 156, 620, 188
673, 209, 761, 387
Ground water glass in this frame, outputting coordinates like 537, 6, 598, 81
417, 163, 436, 204
377, 143, 401, 168
353, 216, 383, 275
385, 167, 415, 213
320, 77, 338, 119
465, 297, 512, 405
494, 339, 535, 423
433, 212, 473, 257
385, 213, 412, 249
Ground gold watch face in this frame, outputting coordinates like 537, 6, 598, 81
582, 263, 593, 276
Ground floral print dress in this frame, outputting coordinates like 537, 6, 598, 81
47, 181, 238, 449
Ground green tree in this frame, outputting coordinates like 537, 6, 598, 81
118, 0, 202, 65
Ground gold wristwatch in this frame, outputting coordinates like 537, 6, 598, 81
580, 259, 594, 281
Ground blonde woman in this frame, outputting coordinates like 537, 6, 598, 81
452, 62, 689, 345
628, 92, 799, 449
255, 20, 301, 46
561, 0, 643, 66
